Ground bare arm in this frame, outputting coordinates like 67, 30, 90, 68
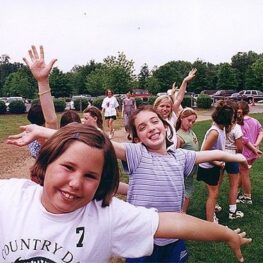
235, 137, 243, 153
6, 124, 57, 146
23, 45, 58, 129
111, 140, 127, 161
254, 130, 263, 147
117, 182, 128, 195
195, 150, 247, 168
199, 129, 225, 167
171, 68, 197, 114
156, 212, 251, 262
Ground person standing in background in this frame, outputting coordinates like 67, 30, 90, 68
101, 89, 119, 139
122, 91, 136, 140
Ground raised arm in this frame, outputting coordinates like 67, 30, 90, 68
171, 68, 197, 114
23, 45, 58, 129
156, 212, 251, 262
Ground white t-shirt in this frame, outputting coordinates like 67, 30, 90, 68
0, 179, 159, 262
101, 96, 119, 117
166, 112, 178, 147
225, 124, 243, 154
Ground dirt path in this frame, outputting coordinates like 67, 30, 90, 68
1, 104, 262, 180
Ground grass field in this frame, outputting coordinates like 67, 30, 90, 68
0, 113, 263, 262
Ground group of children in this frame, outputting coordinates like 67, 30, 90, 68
2, 45, 259, 262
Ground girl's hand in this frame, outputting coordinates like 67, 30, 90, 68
23, 45, 57, 82
184, 68, 197, 83
6, 124, 42, 146
227, 228, 252, 263
212, 161, 225, 168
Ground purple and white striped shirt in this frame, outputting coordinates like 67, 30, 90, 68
125, 142, 196, 246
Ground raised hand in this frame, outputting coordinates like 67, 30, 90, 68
184, 68, 197, 83
23, 45, 57, 82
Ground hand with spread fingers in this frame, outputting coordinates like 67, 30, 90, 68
227, 228, 252, 263
23, 45, 57, 83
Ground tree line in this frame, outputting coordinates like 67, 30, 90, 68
0, 50, 262, 99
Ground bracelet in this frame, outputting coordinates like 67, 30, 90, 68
38, 89, 51, 96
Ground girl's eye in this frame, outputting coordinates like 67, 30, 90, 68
138, 125, 146, 131
84, 174, 98, 180
62, 164, 73, 171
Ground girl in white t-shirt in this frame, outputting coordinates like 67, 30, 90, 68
101, 89, 119, 139
6, 123, 251, 262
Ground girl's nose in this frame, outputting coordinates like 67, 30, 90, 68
68, 174, 82, 190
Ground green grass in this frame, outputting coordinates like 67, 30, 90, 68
186, 113, 263, 262
1, 113, 263, 262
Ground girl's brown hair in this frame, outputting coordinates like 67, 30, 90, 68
60, 110, 81, 127
83, 106, 103, 130
211, 100, 235, 129
31, 124, 119, 207
237, 101, 250, 126
129, 105, 173, 148
176, 107, 197, 131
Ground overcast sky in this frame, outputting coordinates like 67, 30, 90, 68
1, 0, 263, 73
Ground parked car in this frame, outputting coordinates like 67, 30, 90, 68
200, 90, 218, 97
211, 90, 237, 102
132, 89, 151, 101
230, 90, 263, 104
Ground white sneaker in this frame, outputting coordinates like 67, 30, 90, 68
229, 210, 244, 220
213, 213, 219, 224
215, 203, 222, 213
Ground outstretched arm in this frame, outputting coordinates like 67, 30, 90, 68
171, 68, 197, 114
7, 124, 128, 162
23, 45, 58, 129
195, 150, 248, 168
6, 124, 57, 147
156, 212, 251, 262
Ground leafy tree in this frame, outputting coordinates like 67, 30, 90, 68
68, 60, 102, 95
144, 76, 161, 95
153, 61, 192, 91
231, 51, 259, 89
217, 63, 239, 90
86, 52, 136, 95
205, 63, 218, 91
249, 58, 263, 90
3, 68, 36, 98
0, 55, 24, 96
191, 60, 209, 92
49, 68, 71, 98
138, 63, 150, 88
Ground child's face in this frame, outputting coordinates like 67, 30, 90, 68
134, 110, 166, 153
156, 100, 172, 119
180, 114, 197, 131
83, 112, 97, 127
41, 141, 104, 214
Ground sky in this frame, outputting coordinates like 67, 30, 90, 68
1, 0, 263, 74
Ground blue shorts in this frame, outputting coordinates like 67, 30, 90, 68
225, 162, 239, 174
126, 240, 188, 263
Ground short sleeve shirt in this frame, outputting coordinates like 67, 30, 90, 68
101, 96, 119, 117
125, 143, 196, 246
